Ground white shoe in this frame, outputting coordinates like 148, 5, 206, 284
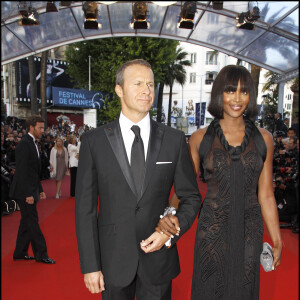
56, 194, 59, 199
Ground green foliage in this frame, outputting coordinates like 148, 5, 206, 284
164, 47, 191, 126
261, 71, 280, 131
64, 37, 179, 125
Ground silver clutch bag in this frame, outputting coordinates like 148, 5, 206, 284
260, 242, 274, 272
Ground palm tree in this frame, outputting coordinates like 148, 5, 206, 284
165, 47, 191, 126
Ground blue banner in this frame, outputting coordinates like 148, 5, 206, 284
52, 87, 108, 108
195, 103, 200, 127
200, 102, 206, 126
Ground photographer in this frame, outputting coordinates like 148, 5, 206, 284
274, 113, 288, 136
6, 141, 16, 165
273, 174, 289, 221
1, 147, 16, 215
273, 134, 299, 232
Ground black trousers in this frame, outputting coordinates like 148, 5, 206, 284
70, 167, 77, 197
13, 198, 48, 260
102, 264, 172, 300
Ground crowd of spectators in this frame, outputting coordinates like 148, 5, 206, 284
272, 119, 299, 233
1, 116, 91, 216
1, 115, 299, 233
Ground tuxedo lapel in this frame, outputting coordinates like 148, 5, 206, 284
140, 120, 164, 201
104, 120, 137, 197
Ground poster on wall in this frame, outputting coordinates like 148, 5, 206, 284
15, 57, 73, 102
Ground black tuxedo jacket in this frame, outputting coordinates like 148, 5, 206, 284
9, 134, 43, 202
75, 118, 201, 287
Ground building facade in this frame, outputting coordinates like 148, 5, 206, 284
161, 42, 295, 133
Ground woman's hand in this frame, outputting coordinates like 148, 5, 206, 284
155, 215, 180, 238
272, 241, 282, 270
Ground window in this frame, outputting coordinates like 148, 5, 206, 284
190, 72, 196, 83
206, 51, 218, 65
205, 72, 217, 84
190, 53, 197, 64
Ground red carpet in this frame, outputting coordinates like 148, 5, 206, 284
1, 176, 299, 299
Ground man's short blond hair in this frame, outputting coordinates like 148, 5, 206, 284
115, 59, 152, 87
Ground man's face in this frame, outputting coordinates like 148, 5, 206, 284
31, 122, 44, 140
287, 130, 296, 138
287, 139, 296, 150
115, 64, 155, 122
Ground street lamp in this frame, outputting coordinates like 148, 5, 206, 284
88, 55, 91, 91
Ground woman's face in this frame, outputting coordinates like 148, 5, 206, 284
222, 80, 250, 119
56, 139, 63, 147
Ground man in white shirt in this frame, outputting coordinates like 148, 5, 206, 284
10, 115, 55, 264
75, 59, 201, 300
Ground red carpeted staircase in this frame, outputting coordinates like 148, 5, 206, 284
1, 176, 299, 299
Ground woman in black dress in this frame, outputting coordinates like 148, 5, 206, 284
157, 65, 282, 299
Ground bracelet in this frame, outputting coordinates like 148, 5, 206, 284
160, 206, 176, 219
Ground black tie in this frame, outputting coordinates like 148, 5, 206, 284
131, 125, 145, 196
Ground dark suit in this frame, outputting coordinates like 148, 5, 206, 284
10, 134, 48, 260
75, 118, 201, 296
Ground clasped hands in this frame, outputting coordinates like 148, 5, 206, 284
83, 215, 180, 294
140, 214, 180, 253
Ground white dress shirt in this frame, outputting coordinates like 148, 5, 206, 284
28, 132, 39, 157
119, 113, 171, 247
119, 112, 150, 165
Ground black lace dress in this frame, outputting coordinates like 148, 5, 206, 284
191, 119, 267, 300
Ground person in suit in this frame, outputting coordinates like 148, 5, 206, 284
10, 115, 55, 264
275, 113, 287, 136
75, 59, 201, 300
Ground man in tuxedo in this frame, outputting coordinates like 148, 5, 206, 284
10, 115, 55, 264
75, 59, 201, 300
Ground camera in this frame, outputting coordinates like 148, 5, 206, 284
274, 130, 286, 138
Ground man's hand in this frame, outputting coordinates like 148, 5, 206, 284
140, 232, 170, 253
84, 271, 105, 294
155, 215, 180, 238
25, 196, 34, 205
40, 192, 46, 200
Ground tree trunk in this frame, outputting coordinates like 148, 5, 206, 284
156, 82, 164, 123
251, 64, 260, 100
167, 84, 173, 127
28, 55, 38, 115
40, 51, 48, 128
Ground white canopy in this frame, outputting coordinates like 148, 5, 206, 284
1, 1, 299, 81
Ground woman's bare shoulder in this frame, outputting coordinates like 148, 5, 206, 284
257, 127, 273, 144
189, 127, 209, 149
